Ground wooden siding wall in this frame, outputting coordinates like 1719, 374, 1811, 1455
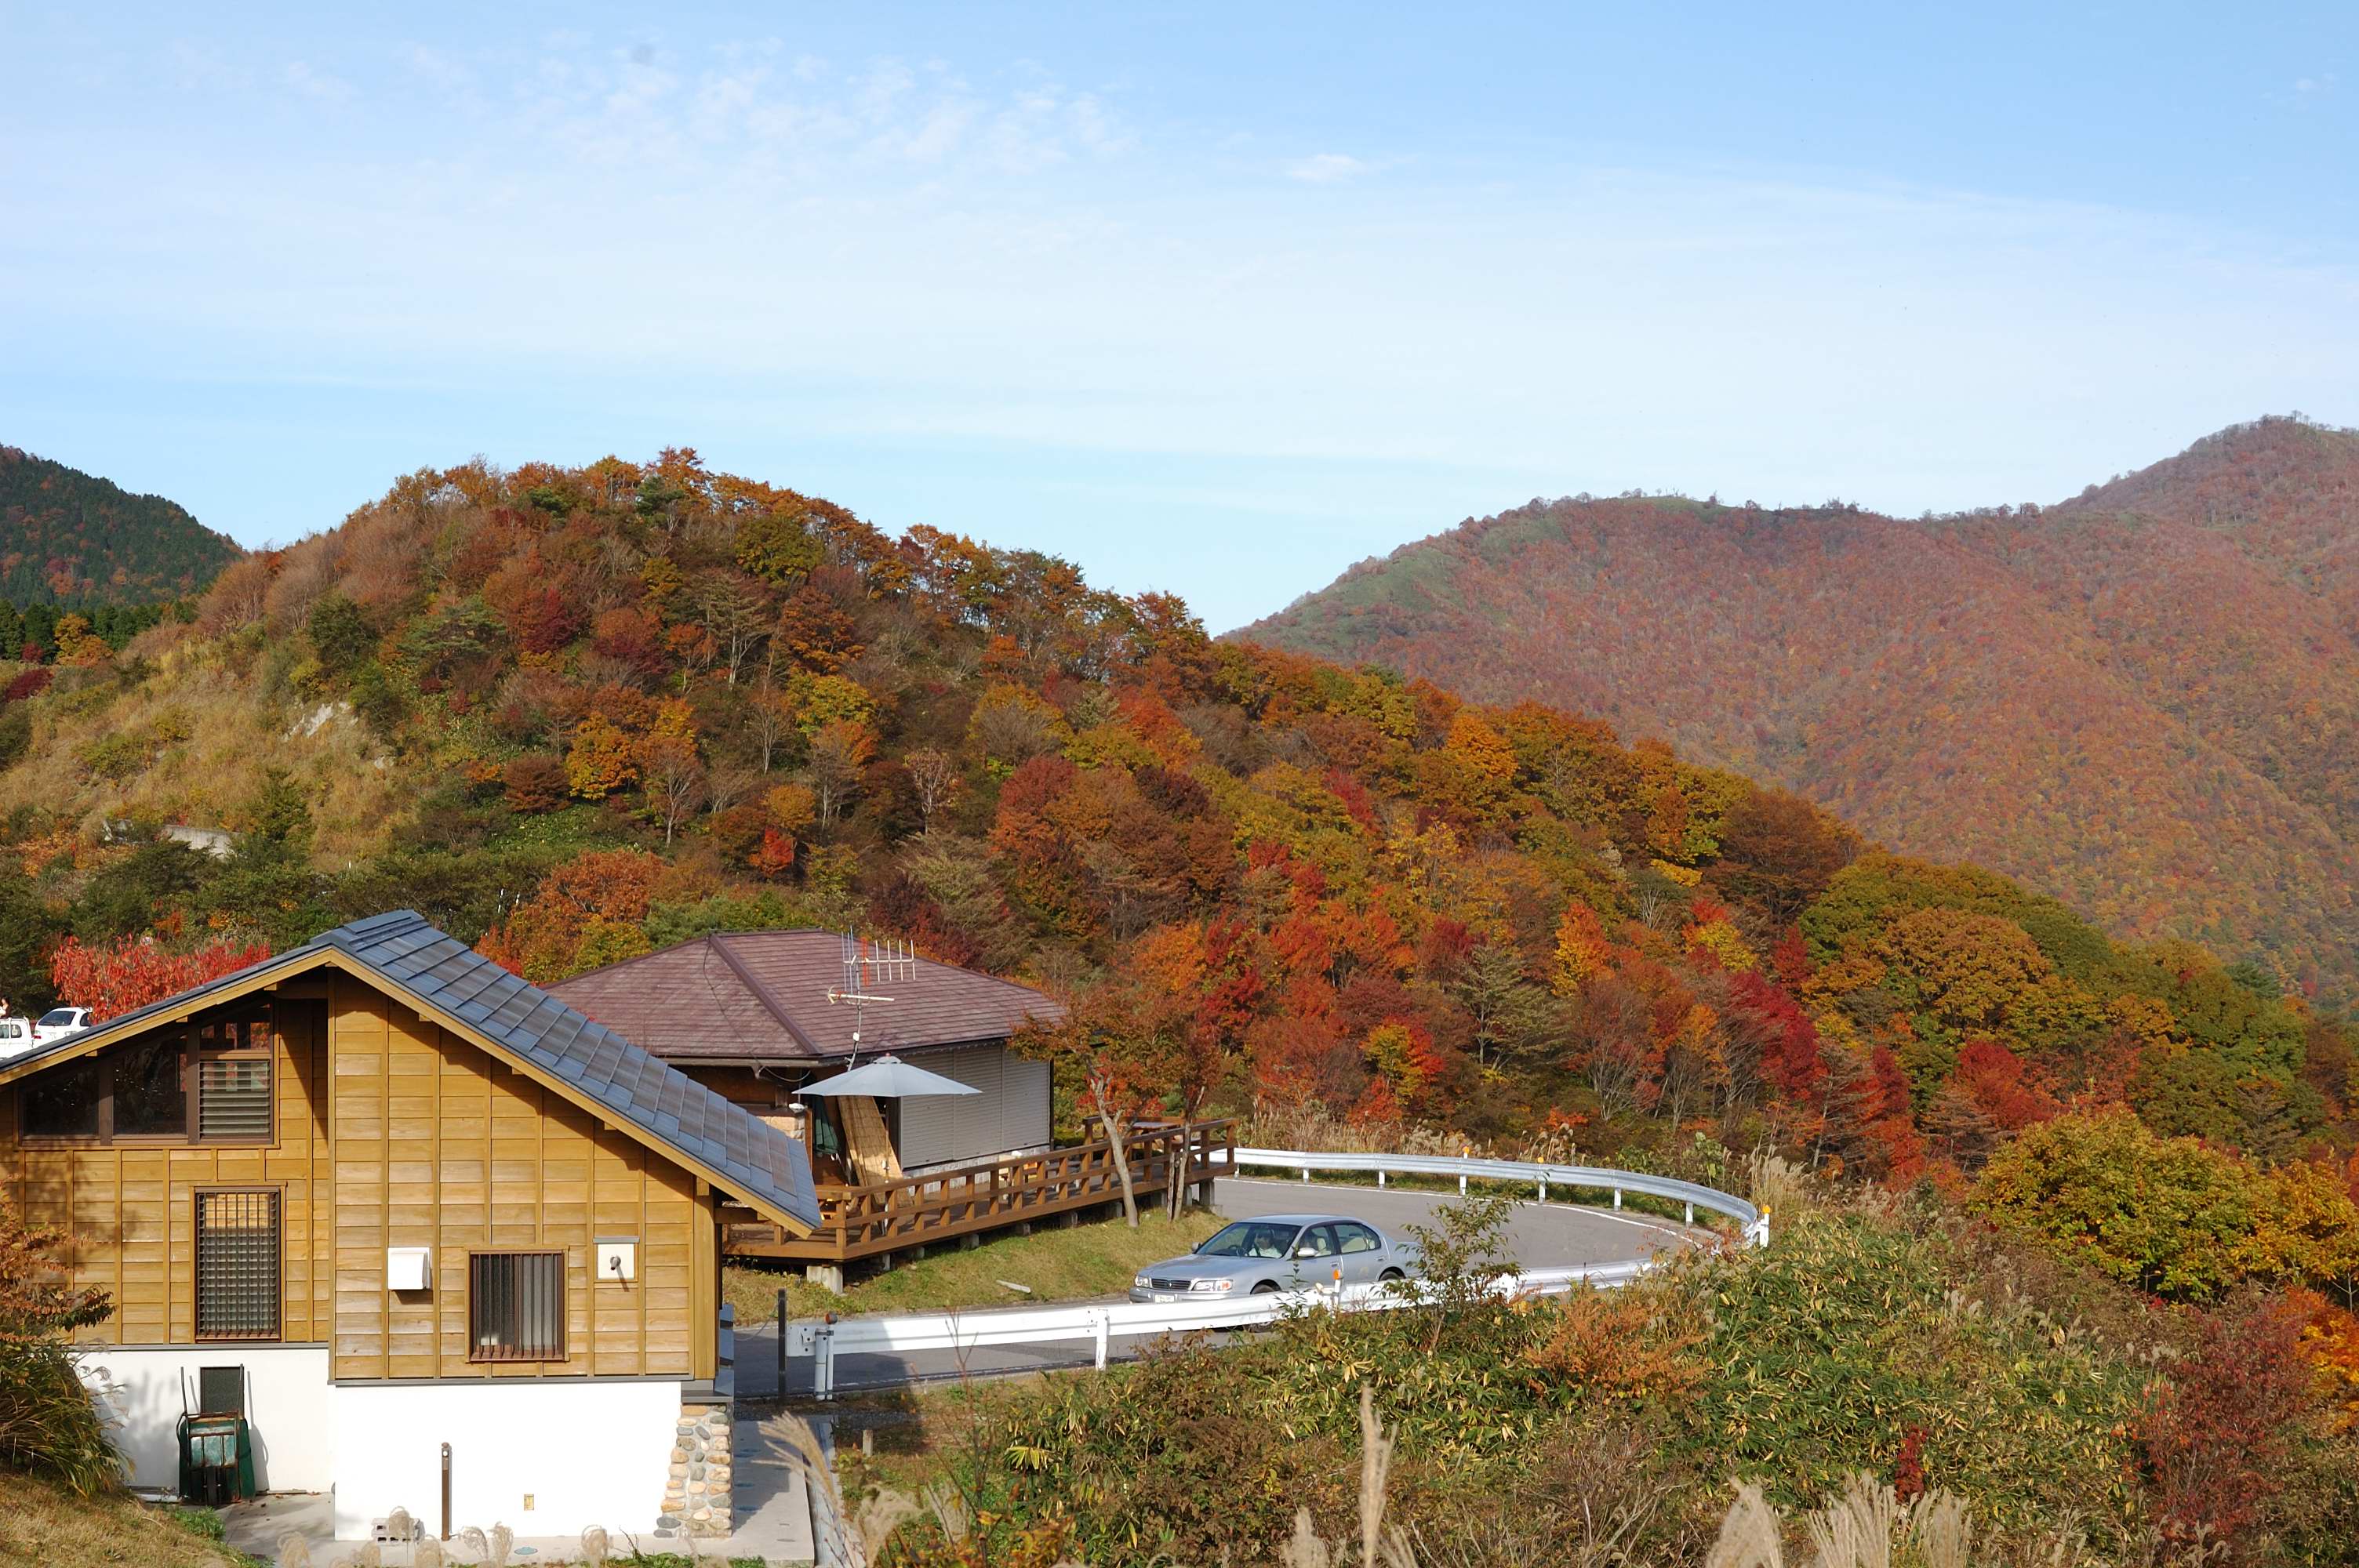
0, 973, 722, 1382
327, 974, 714, 1382
0, 998, 333, 1346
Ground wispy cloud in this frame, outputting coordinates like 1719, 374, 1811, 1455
282, 61, 354, 103
1286, 152, 1370, 183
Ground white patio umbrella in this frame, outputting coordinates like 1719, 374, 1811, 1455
796, 1054, 980, 1098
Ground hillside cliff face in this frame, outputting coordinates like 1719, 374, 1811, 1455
1240, 418, 2359, 1002
0, 447, 244, 603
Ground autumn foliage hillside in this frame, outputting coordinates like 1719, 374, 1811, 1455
1, 448, 2355, 1207
1241, 416, 2359, 1006
0, 446, 243, 604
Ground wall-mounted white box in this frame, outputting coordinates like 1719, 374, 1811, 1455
386, 1247, 431, 1290
595, 1238, 637, 1283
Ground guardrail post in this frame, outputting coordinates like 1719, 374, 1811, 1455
1458, 1173, 1467, 1195
1537, 1177, 1547, 1202
814, 1319, 836, 1402
1685, 1202, 1695, 1225
1302, 1167, 1311, 1183
1376, 1169, 1385, 1189
1092, 1308, 1110, 1370
1613, 1189, 1623, 1209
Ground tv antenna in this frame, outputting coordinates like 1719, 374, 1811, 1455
826, 932, 917, 1053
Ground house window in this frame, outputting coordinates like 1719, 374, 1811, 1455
111, 1035, 187, 1136
469, 1252, 566, 1363
22, 1057, 101, 1138
194, 1190, 281, 1341
195, 1016, 273, 1141
19, 1011, 274, 1145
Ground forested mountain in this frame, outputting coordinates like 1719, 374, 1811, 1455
1241, 416, 2359, 1005
0, 446, 243, 603
2, 448, 2352, 1199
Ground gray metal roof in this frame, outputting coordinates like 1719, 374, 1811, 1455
0, 910, 820, 1229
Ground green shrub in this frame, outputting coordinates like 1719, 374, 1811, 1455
0, 1202, 120, 1494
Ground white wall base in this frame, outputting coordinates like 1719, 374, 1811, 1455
331, 1380, 685, 1540
75, 1345, 335, 1494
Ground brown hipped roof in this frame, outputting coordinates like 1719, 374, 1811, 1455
547, 931, 1064, 1064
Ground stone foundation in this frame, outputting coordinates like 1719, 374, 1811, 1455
656, 1399, 734, 1541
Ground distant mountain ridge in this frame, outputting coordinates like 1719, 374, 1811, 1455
1240, 416, 2359, 1002
0, 447, 243, 603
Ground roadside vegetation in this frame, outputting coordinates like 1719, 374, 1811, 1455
725, 1209, 1223, 1324
851, 1181, 2359, 1567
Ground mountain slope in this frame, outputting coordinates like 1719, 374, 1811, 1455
1240, 418, 2359, 1001
0, 446, 243, 602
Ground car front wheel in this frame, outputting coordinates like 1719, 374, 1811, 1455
1250, 1280, 1280, 1294
1379, 1268, 1405, 1283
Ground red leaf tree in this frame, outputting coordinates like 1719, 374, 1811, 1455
48, 935, 271, 1022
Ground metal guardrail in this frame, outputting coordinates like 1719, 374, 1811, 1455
783, 1150, 1768, 1399
1224, 1146, 1768, 1240
787, 1258, 1653, 1399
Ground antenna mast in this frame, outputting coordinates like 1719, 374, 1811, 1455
825, 932, 917, 1054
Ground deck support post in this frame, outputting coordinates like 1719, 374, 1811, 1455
806, 1262, 846, 1295
1060, 1210, 1080, 1229
961, 1233, 980, 1250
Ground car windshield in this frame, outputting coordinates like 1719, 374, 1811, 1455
36, 1010, 78, 1027
1195, 1221, 1303, 1260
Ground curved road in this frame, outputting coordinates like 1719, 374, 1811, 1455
736, 1177, 1700, 1399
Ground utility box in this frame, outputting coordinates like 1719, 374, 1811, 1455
596, 1238, 637, 1283
386, 1247, 431, 1290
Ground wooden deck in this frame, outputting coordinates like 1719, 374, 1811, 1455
722, 1120, 1235, 1265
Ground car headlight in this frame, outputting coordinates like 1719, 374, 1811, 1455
1190, 1278, 1233, 1293
1134, 1274, 1153, 1289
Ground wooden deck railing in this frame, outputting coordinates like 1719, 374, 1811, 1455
722, 1120, 1237, 1264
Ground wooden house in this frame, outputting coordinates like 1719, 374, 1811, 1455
0, 912, 818, 1544
548, 931, 1064, 1185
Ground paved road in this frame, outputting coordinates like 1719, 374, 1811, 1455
735, 1177, 1698, 1399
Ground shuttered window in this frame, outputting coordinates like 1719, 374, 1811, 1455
469, 1252, 566, 1363
198, 1058, 273, 1140
194, 1191, 281, 1341
195, 1014, 273, 1144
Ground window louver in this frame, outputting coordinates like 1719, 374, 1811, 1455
198, 1058, 273, 1140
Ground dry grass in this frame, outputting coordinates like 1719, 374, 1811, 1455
8, 636, 409, 863
724, 1208, 1223, 1324
0, 1471, 242, 1567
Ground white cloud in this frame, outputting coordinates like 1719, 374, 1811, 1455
1286, 152, 1369, 183
282, 61, 354, 103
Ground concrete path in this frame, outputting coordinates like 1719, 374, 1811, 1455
730, 1176, 1698, 1399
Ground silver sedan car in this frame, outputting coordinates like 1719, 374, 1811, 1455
1129, 1213, 1415, 1302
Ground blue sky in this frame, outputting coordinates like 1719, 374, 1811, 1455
3, 3, 2354, 630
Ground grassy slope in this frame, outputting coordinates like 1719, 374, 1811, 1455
0, 1474, 238, 1568
725, 1210, 1224, 1324
8, 637, 409, 862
